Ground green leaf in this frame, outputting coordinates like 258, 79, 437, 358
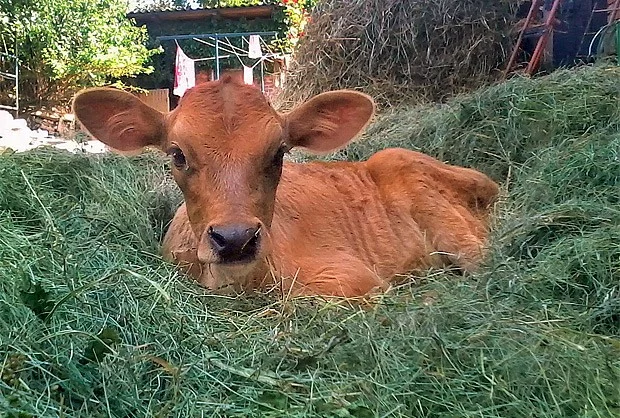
81, 326, 121, 364
20, 282, 54, 321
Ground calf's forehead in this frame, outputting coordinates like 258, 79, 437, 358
165, 81, 284, 156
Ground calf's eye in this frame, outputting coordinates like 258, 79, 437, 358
168, 147, 187, 170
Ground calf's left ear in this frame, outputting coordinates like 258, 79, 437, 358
285, 90, 375, 154
73, 88, 165, 152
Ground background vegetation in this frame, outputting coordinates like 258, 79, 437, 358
0, 64, 618, 417
0, 0, 312, 109
0, 0, 159, 107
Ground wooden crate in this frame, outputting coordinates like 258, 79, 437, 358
136, 89, 170, 113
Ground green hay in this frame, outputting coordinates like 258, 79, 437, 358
1, 64, 619, 417
330, 64, 620, 182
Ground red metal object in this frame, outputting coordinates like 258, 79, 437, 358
503, 0, 542, 79
610, 0, 620, 22
525, 0, 563, 76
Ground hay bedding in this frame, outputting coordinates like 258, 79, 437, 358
279, 0, 517, 108
0, 65, 618, 416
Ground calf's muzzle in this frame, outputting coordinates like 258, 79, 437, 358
206, 223, 261, 264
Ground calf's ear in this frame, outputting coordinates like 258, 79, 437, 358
73, 88, 165, 152
284, 90, 375, 154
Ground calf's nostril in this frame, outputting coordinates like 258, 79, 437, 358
207, 227, 228, 250
243, 226, 261, 248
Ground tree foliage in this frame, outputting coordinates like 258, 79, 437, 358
0, 0, 160, 106
132, 0, 279, 11
131, 0, 314, 52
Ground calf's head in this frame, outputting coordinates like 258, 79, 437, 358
73, 77, 374, 269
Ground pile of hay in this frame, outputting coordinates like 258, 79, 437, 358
279, 0, 517, 108
330, 64, 620, 181
0, 64, 618, 417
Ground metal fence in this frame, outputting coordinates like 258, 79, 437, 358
0, 51, 18, 117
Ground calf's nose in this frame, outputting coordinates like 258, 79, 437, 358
207, 223, 261, 263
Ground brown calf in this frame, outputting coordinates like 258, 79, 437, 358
73, 77, 499, 297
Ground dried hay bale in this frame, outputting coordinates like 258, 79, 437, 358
279, 0, 519, 108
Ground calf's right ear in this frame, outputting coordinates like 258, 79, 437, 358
73, 88, 165, 152
285, 90, 375, 154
